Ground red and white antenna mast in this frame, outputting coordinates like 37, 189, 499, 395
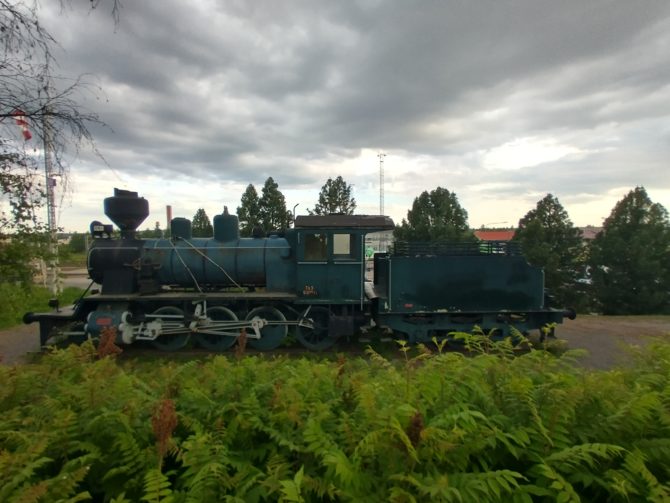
41, 75, 61, 294
377, 152, 386, 251
377, 152, 386, 216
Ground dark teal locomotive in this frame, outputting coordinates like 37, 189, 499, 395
24, 189, 574, 350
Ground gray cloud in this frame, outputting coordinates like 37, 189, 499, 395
38, 0, 670, 228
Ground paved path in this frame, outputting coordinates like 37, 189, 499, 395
556, 315, 670, 370
0, 268, 93, 365
0, 323, 40, 365
62, 268, 95, 289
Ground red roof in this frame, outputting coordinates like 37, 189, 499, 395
474, 230, 516, 241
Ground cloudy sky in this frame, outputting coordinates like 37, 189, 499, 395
39, 0, 670, 232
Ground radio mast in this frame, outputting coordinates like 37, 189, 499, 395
377, 152, 385, 216
377, 152, 386, 251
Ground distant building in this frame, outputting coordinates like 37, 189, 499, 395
474, 229, 516, 241
579, 226, 602, 240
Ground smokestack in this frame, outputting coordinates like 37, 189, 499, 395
166, 205, 172, 231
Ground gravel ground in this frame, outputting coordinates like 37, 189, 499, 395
0, 323, 41, 366
554, 315, 670, 370
1, 315, 669, 368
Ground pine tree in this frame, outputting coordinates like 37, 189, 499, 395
394, 187, 473, 242
259, 177, 290, 232
237, 184, 261, 237
513, 194, 586, 310
191, 208, 213, 237
310, 176, 356, 215
589, 187, 670, 314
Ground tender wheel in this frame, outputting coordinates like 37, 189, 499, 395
296, 306, 335, 351
194, 306, 239, 351
151, 306, 190, 351
245, 306, 287, 350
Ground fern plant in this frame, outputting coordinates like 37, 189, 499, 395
1, 335, 670, 501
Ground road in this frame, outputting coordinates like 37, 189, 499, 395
61, 267, 95, 289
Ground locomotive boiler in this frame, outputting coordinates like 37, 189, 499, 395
88, 192, 295, 295
24, 188, 575, 351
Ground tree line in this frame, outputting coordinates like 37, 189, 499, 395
389, 185, 669, 316
188, 177, 669, 315
512, 187, 669, 316
186, 175, 357, 237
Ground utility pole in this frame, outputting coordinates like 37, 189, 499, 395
377, 152, 386, 251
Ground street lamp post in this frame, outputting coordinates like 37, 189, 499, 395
292, 204, 299, 227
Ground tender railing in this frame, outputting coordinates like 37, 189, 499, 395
390, 240, 523, 257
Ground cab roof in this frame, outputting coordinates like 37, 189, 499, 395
294, 214, 394, 231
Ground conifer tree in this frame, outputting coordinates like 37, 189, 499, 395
394, 187, 473, 241
589, 187, 670, 314
191, 208, 213, 237
237, 184, 261, 237
310, 176, 356, 215
258, 177, 290, 232
513, 194, 585, 309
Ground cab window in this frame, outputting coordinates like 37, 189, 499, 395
333, 233, 356, 259
304, 233, 328, 261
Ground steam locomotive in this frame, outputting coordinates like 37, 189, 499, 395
24, 189, 575, 351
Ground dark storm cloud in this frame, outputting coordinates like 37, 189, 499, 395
316, 1, 670, 145
40, 0, 670, 227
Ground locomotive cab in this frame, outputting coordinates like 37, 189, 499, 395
293, 215, 394, 305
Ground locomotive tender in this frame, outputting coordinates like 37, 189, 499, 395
24, 189, 575, 351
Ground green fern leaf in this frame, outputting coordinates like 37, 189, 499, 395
141, 468, 173, 503
388, 416, 419, 463
529, 463, 580, 502
545, 443, 625, 473
620, 449, 670, 501
103, 432, 149, 481
323, 449, 357, 488
0, 456, 53, 501
278, 466, 305, 502
110, 493, 133, 503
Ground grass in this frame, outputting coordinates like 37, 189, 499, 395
0, 284, 85, 329
57, 251, 87, 268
